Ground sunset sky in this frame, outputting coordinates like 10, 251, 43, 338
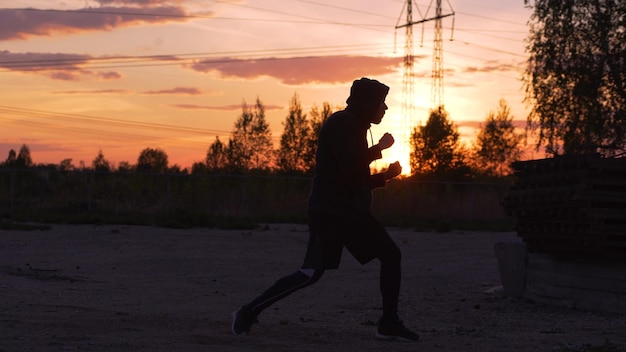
0, 0, 533, 171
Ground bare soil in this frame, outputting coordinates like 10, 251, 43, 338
1, 224, 625, 352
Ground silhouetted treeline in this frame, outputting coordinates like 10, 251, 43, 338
1, 96, 524, 179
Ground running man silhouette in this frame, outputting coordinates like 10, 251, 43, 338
232, 77, 419, 341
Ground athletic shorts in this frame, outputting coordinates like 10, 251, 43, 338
301, 211, 395, 270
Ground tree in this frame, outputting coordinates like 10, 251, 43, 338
4, 144, 34, 168
410, 106, 464, 175
59, 159, 74, 171
205, 136, 228, 172
191, 161, 208, 174
227, 98, 274, 172
303, 102, 333, 173
17, 144, 33, 168
472, 99, 524, 176
167, 164, 185, 174
136, 147, 168, 173
117, 161, 133, 172
524, 0, 626, 156
92, 150, 112, 172
277, 93, 310, 173
3, 149, 17, 168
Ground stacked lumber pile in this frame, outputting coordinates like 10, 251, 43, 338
503, 154, 626, 256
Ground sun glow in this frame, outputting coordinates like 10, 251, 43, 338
379, 140, 412, 176
371, 111, 413, 176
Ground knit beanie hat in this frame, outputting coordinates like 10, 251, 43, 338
346, 77, 390, 109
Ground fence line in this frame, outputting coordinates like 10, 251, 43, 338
0, 169, 513, 229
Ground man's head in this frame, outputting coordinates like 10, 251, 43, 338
346, 77, 389, 124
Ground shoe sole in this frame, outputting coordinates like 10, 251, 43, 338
375, 331, 420, 342
231, 310, 248, 335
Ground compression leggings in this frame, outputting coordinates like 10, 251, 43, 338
246, 269, 325, 318
245, 241, 401, 320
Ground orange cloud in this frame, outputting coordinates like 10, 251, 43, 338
96, 71, 123, 80
52, 89, 133, 94
144, 87, 204, 95
172, 104, 283, 111
0, 5, 194, 41
462, 61, 522, 74
36, 68, 121, 81
189, 55, 405, 85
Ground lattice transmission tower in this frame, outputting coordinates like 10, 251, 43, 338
431, 0, 451, 109
395, 0, 454, 162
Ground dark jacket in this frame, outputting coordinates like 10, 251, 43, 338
307, 108, 387, 215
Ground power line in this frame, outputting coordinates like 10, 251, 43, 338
0, 35, 525, 74
0, 5, 530, 87
0, 43, 397, 71
452, 39, 526, 58
0, 105, 231, 137
291, 0, 397, 20
400, 37, 524, 85
0, 116, 190, 146
455, 29, 526, 43
2, 7, 200, 19
404, 1, 528, 26
454, 28, 526, 34
0, 105, 285, 145
455, 10, 528, 27
2, 7, 394, 28
206, 0, 391, 34
3, 3, 529, 34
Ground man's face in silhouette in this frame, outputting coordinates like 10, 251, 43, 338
369, 101, 388, 125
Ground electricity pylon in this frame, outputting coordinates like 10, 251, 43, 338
431, 0, 450, 109
395, 0, 455, 166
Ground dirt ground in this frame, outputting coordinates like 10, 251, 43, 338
1, 224, 625, 352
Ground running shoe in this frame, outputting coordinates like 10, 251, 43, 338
375, 318, 420, 341
231, 306, 257, 335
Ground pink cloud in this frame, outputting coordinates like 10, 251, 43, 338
462, 61, 521, 74
0, 50, 123, 81
144, 86, 204, 95
0, 50, 90, 69
95, 71, 123, 80
96, 0, 187, 5
189, 55, 405, 85
42, 69, 121, 81
45, 70, 83, 81
0, 6, 194, 41
52, 89, 133, 94
172, 104, 283, 111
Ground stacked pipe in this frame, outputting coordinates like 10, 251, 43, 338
503, 154, 626, 256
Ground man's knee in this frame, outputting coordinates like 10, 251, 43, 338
299, 268, 324, 284
379, 241, 401, 264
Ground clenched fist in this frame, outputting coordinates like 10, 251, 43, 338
385, 161, 402, 180
378, 133, 395, 150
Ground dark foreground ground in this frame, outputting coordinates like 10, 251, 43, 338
1, 224, 625, 352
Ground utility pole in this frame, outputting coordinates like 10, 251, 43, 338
431, 0, 448, 109
396, 0, 455, 163
396, 0, 415, 143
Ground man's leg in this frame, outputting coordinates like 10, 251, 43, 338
233, 211, 339, 335
375, 229, 420, 341
232, 269, 324, 335
351, 215, 419, 341
378, 234, 401, 321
